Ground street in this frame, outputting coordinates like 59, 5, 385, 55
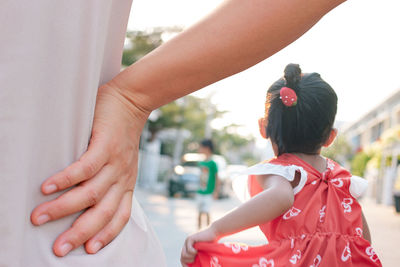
136, 188, 400, 267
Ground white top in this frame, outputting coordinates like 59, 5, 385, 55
0, 1, 166, 266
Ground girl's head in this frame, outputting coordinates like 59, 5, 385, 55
259, 63, 338, 156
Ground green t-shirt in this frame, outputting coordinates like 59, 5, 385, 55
197, 159, 218, 195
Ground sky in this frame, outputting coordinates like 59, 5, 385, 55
127, 0, 400, 143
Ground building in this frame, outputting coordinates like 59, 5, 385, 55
342, 89, 400, 206
342, 89, 400, 152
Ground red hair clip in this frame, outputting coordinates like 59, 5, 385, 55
279, 87, 297, 107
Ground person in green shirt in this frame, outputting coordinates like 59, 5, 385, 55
197, 139, 219, 229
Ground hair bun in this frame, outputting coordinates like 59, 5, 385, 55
284, 63, 302, 89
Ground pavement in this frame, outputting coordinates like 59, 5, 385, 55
135, 188, 400, 267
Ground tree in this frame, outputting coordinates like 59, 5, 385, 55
212, 125, 257, 164
122, 27, 182, 66
321, 135, 352, 165
351, 151, 372, 177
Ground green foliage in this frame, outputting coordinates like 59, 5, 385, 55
212, 125, 249, 152
148, 95, 209, 140
211, 125, 256, 164
149, 95, 255, 163
351, 151, 372, 177
321, 135, 352, 164
122, 27, 182, 66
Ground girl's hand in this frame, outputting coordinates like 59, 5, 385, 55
181, 225, 219, 267
30, 83, 149, 257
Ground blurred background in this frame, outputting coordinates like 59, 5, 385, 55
125, 0, 400, 266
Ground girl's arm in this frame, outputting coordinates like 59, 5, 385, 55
362, 211, 371, 243
212, 174, 294, 237
181, 174, 294, 265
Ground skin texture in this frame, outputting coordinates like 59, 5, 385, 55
30, 0, 347, 257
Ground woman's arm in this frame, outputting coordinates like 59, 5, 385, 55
111, 0, 346, 112
32, 0, 346, 257
181, 174, 294, 265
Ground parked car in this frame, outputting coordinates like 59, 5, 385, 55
168, 155, 202, 197
168, 153, 229, 198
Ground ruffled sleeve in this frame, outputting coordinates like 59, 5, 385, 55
243, 163, 308, 195
349, 176, 368, 198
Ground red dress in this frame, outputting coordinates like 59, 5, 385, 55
190, 154, 382, 266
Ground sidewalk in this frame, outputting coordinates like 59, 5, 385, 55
136, 189, 400, 266
359, 198, 400, 266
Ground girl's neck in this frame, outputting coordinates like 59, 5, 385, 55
291, 152, 327, 173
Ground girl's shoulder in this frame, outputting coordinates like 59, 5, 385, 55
244, 156, 308, 197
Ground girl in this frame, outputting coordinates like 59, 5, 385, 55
180, 64, 382, 266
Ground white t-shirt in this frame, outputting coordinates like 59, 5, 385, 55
0, 1, 166, 266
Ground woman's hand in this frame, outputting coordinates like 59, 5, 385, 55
30, 83, 150, 257
180, 225, 219, 267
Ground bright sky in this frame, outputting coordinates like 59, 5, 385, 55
128, 0, 400, 143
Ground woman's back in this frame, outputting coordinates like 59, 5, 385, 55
0, 1, 165, 266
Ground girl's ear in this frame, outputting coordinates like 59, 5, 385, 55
258, 118, 267, 139
323, 128, 338, 147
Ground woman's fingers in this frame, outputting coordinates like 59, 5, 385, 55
52, 184, 125, 257
41, 141, 109, 195
85, 191, 133, 254
31, 165, 115, 225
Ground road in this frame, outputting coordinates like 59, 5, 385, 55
136, 188, 400, 267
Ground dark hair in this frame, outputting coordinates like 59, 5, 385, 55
265, 63, 337, 155
200, 139, 214, 153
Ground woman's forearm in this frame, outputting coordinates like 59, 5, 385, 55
111, 0, 346, 112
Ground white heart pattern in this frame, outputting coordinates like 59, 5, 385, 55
283, 207, 302, 220
224, 242, 249, 254
341, 198, 353, 213
319, 205, 326, 223
289, 250, 302, 264
252, 257, 275, 267
330, 178, 343, 188
210, 256, 221, 267
366, 246, 379, 262
327, 160, 335, 171
341, 242, 351, 262
290, 238, 295, 249
309, 255, 321, 267
355, 227, 363, 237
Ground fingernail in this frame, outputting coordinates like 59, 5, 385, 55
36, 214, 50, 225
59, 243, 73, 256
92, 241, 102, 253
44, 184, 57, 194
